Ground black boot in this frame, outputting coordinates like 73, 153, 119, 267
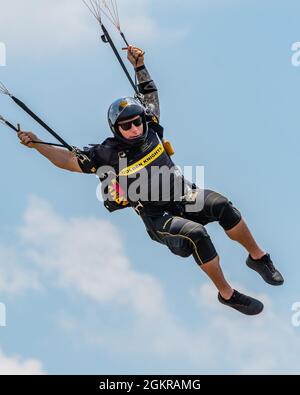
218, 290, 264, 315
246, 253, 284, 286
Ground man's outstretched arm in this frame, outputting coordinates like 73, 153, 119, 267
127, 45, 160, 121
17, 131, 83, 173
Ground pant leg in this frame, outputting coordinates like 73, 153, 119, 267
149, 214, 218, 266
183, 189, 242, 231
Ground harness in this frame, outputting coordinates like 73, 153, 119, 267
96, 120, 185, 241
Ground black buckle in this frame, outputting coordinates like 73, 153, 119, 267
101, 34, 109, 43
72, 147, 91, 164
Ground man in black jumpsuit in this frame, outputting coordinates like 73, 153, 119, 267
17, 46, 284, 315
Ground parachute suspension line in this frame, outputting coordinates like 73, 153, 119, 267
10, 96, 73, 150
0, 115, 18, 131
102, 24, 139, 94
82, 0, 121, 31
82, 0, 101, 22
0, 82, 86, 153
82, 0, 140, 96
101, 0, 120, 30
109, 0, 120, 29
101, 1, 116, 26
0, 81, 12, 97
102, 0, 129, 46
99, 9, 117, 30
83, 0, 129, 47
83, 0, 151, 112
0, 115, 62, 146
0, 113, 68, 147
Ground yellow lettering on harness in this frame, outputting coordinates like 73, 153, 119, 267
118, 144, 165, 177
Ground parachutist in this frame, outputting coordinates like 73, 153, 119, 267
15, 43, 284, 316
1, 1, 284, 316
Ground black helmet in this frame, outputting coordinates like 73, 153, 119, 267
108, 97, 148, 146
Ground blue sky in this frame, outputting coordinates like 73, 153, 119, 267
0, 0, 300, 374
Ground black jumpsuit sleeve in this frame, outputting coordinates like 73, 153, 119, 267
77, 145, 108, 174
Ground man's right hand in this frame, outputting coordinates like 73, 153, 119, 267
16, 129, 83, 173
127, 45, 145, 69
17, 131, 40, 149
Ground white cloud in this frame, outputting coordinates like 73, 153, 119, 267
14, 196, 213, 367
3, 195, 300, 374
120, 15, 188, 44
58, 282, 300, 374
0, 246, 41, 295
0, 0, 187, 57
116, 0, 188, 44
0, 0, 89, 54
14, 196, 211, 366
0, 349, 45, 375
190, 283, 300, 374
19, 196, 168, 320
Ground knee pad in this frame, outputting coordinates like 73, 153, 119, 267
158, 218, 218, 264
185, 224, 218, 264
205, 192, 241, 230
162, 234, 193, 258
184, 222, 210, 241
165, 220, 198, 257
218, 200, 241, 230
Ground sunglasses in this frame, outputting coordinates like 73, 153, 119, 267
118, 116, 143, 131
